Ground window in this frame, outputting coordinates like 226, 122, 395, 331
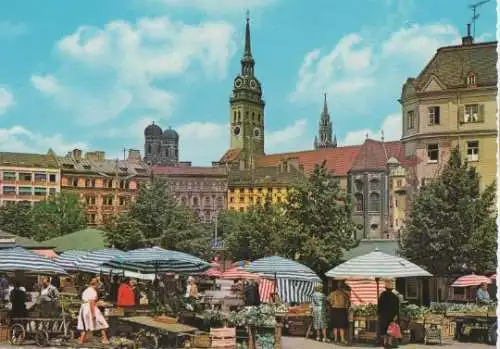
407, 110, 415, 129
49, 188, 56, 196
119, 197, 127, 206
18, 187, 31, 196
106, 180, 113, 188
88, 214, 96, 224
120, 180, 128, 189
49, 174, 56, 183
405, 278, 419, 299
354, 179, 363, 192
369, 192, 380, 211
181, 197, 187, 206
193, 197, 199, 206
395, 219, 399, 227
229, 197, 234, 203
34, 187, 46, 196
466, 72, 477, 87
147, 144, 152, 154
369, 179, 380, 191
239, 207, 244, 212
19, 173, 32, 181
370, 224, 378, 231
427, 144, 439, 163
34, 173, 46, 182
72, 178, 79, 187
239, 195, 244, 203
354, 193, 363, 212
103, 196, 113, 205
428, 106, 440, 125
396, 179, 402, 187
464, 104, 479, 123
217, 197, 224, 209
86, 196, 96, 205
204, 197, 211, 206
2, 172, 15, 181
467, 141, 479, 162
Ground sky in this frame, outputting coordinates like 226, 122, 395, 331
0, 0, 496, 165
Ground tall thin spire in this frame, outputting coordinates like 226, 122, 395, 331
241, 10, 255, 76
244, 10, 252, 58
323, 93, 328, 115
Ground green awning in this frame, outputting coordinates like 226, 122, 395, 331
41, 228, 107, 252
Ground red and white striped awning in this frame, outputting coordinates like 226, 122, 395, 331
346, 279, 383, 305
451, 274, 492, 287
221, 267, 260, 280
259, 279, 275, 303
204, 268, 222, 278
490, 274, 496, 281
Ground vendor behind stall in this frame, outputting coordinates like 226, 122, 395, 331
117, 278, 135, 307
40, 277, 59, 302
185, 276, 199, 299
476, 282, 491, 305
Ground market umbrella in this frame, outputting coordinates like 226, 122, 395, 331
204, 268, 222, 278
0, 246, 66, 275
105, 246, 211, 275
221, 267, 261, 280
451, 274, 492, 287
490, 274, 496, 281
74, 248, 128, 274
245, 256, 321, 282
54, 250, 89, 270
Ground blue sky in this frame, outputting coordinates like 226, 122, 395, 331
0, 0, 496, 165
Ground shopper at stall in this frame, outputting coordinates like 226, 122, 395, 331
244, 280, 260, 306
185, 276, 199, 299
328, 281, 349, 344
476, 282, 492, 304
311, 284, 328, 342
117, 278, 136, 307
40, 277, 59, 302
378, 279, 400, 349
10, 281, 28, 318
78, 278, 110, 345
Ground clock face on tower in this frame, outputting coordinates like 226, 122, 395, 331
233, 126, 241, 136
234, 78, 243, 88
250, 80, 257, 89
253, 127, 260, 138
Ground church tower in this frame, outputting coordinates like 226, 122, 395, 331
314, 93, 337, 149
229, 13, 265, 167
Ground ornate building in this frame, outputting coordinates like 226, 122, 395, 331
400, 29, 497, 190
0, 150, 60, 206
58, 149, 150, 225
314, 94, 337, 149
152, 164, 228, 222
144, 122, 179, 166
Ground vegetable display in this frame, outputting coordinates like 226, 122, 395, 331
228, 304, 277, 328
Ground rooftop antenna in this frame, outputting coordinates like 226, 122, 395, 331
469, 0, 492, 38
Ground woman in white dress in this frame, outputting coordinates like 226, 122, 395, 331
78, 278, 109, 345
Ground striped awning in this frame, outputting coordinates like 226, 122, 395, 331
245, 256, 321, 282
259, 279, 275, 303
54, 250, 89, 270
346, 279, 383, 305
221, 267, 261, 280
0, 246, 66, 275
204, 268, 222, 278
105, 246, 211, 274
451, 274, 492, 287
75, 248, 128, 274
276, 279, 315, 304
325, 250, 432, 279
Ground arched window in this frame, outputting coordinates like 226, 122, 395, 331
354, 179, 363, 192
233, 110, 237, 122
193, 197, 199, 206
467, 72, 477, 87
204, 196, 211, 207
369, 192, 380, 211
354, 193, 363, 212
181, 196, 187, 206
369, 179, 380, 191
147, 144, 152, 154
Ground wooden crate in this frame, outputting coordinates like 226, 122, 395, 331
210, 327, 236, 348
0, 325, 9, 342
193, 331, 211, 348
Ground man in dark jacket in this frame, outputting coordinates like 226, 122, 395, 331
244, 280, 260, 306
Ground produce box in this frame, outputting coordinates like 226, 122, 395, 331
0, 325, 9, 342
192, 331, 210, 348
487, 311, 497, 317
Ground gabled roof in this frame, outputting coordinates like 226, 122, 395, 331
41, 228, 107, 252
350, 139, 417, 172
411, 41, 497, 93
0, 150, 59, 169
218, 148, 242, 164
255, 145, 361, 177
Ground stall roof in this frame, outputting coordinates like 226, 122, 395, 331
42, 228, 106, 252
342, 239, 399, 261
0, 230, 49, 249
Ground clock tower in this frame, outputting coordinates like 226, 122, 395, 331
229, 13, 265, 168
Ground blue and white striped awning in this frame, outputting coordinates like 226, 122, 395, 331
277, 279, 315, 304
325, 250, 432, 279
54, 250, 89, 270
75, 248, 128, 274
0, 247, 66, 275
245, 256, 321, 282
105, 246, 211, 274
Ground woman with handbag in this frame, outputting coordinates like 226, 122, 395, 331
377, 279, 400, 349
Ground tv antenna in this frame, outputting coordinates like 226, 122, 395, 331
469, 0, 492, 38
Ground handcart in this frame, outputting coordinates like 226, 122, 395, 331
8, 294, 79, 347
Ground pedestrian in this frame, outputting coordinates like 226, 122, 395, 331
77, 278, 109, 345
310, 284, 328, 342
327, 281, 349, 344
10, 281, 28, 318
117, 278, 135, 307
378, 279, 400, 349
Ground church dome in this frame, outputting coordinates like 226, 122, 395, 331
163, 127, 179, 140
144, 122, 162, 137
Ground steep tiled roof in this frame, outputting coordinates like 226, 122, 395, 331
0, 150, 58, 169
57, 156, 150, 177
350, 139, 419, 171
255, 145, 361, 176
153, 165, 227, 177
219, 148, 242, 164
414, 41, 497, 91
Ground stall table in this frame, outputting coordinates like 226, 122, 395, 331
447, 311, 496, 344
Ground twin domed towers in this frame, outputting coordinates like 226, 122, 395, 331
144, 122, 179, 165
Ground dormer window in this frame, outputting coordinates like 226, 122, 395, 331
466, 72, 477, 87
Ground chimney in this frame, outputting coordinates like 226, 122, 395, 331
128, 149, 141, 161
462, 24, 473, 46
72, 149, 82, 160
95, 151, 105, 161
85, 151, 98, 162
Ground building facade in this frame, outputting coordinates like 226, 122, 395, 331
152, 164, 228, 222
314, 94, 337, 149
400, 33, 497, 190
58, 149, 150, 225
0, 150, 60, 206
144, 122, 180, 166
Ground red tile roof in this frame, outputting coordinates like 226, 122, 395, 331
219, 148, 242, 163
350, 139, 418, 171
153, 165, 227, 176
255, 145, 362, 177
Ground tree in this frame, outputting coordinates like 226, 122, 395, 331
281, 161, 359, 275
32, 192, 87, 241
0, 202, 34, 237
399, 147, 497, 276
104, 213, 146, 250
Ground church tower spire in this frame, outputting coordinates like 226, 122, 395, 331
314, 93, 337, 149
228, 12, 266, 167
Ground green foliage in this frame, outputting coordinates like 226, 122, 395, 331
400, 147, 497, 276
31, 192, 87, 241
281, 161, 358, 275
104, 213, 145, 250
0, 202, 34, 237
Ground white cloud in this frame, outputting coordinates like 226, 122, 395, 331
154, 0, 275, 14
342, 113, 401, 146
266, 119, 307, 149
0, 126, 87, 154
0, 21, 28, 38
32, 17, 235, 125
291, 23, 460, 104
0, 87, 14, 115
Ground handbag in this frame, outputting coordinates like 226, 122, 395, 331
387, 322, 402, 338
